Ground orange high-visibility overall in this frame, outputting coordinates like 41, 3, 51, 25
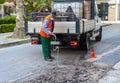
40, 15, 52, 38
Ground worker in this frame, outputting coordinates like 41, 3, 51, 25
40, 11, 56, 61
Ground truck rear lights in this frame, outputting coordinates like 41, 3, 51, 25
31, 37, 39, 44
31, 40, 39, 44
69, 41, 78, 46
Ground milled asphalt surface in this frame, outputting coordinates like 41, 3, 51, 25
0, 22, 120, 83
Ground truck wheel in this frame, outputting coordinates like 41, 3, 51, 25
95, 27, 102, 41
84, 33, 90, 51
79, 33, 90, 51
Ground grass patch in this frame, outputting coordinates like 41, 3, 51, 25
7, 36, 13, 38
7, 36, 25, 39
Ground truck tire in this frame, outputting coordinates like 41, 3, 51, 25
79, 33, 90, 51
95, 27, 102, 41
84, 33, 90, 51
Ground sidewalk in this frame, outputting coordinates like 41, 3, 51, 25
98, 62, 120, 83
102, 21, 120, 24
0, 32, 30, 48
102, 21, 120, 27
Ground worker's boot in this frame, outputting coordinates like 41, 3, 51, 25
44, 55, 55, 61
49, 56, 55, 59
45, 58, 53, 61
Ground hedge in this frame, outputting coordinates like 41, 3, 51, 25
0, 15, 30, 33
0, 16, 31, 25
0, 24, 16, 33
0, 16, 16, 24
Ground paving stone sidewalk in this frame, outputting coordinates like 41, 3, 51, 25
0, 32, 30, 48
98, 61, 120, 83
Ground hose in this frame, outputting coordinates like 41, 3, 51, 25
51, 34, 61, 67
51, 33, 57, 51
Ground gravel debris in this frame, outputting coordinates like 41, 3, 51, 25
12, 60, 109, 83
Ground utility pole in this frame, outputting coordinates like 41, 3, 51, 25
1, 4, 4, 18
115, 0, 118, 22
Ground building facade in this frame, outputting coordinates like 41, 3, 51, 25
1, 0, 120, 22
96, 0, 120, 21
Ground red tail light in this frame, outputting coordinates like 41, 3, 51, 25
69, 41, 78, 46
31, 40, 39, 44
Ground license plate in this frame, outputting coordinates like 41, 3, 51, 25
31, 37, 39, 40
51, 41, 60, 45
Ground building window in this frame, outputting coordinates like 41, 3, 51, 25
97, 3, 109, 21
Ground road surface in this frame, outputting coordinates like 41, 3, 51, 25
0, 24, 120, 82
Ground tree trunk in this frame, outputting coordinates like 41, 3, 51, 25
12, 0, 25, 38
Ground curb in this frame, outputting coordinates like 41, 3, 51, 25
102, 24, 112, 27
0, 39, 30, 48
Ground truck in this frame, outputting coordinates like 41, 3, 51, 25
26, 0, 102, 51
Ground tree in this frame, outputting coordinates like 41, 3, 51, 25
43, 0, 53, 12
12, 0, 25, 38
12, 0, 53, 38
24, 0, 53, 13
0, 0, 5, 4
0, 0, 5, 18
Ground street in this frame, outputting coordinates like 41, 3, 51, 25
0, 24, 120, 82
90, 24, 120, 66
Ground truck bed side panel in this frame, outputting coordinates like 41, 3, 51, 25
80, 20, 95, 34
54, 22, 76, 33
28, 22, 42, 33
27, 20, 95, 34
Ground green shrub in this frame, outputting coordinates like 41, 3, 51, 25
0, 16, 31, 25
26, 16, 31, 21
0, 24, 16, 33
0, 16, 16, 24
0, 0, 5, 4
